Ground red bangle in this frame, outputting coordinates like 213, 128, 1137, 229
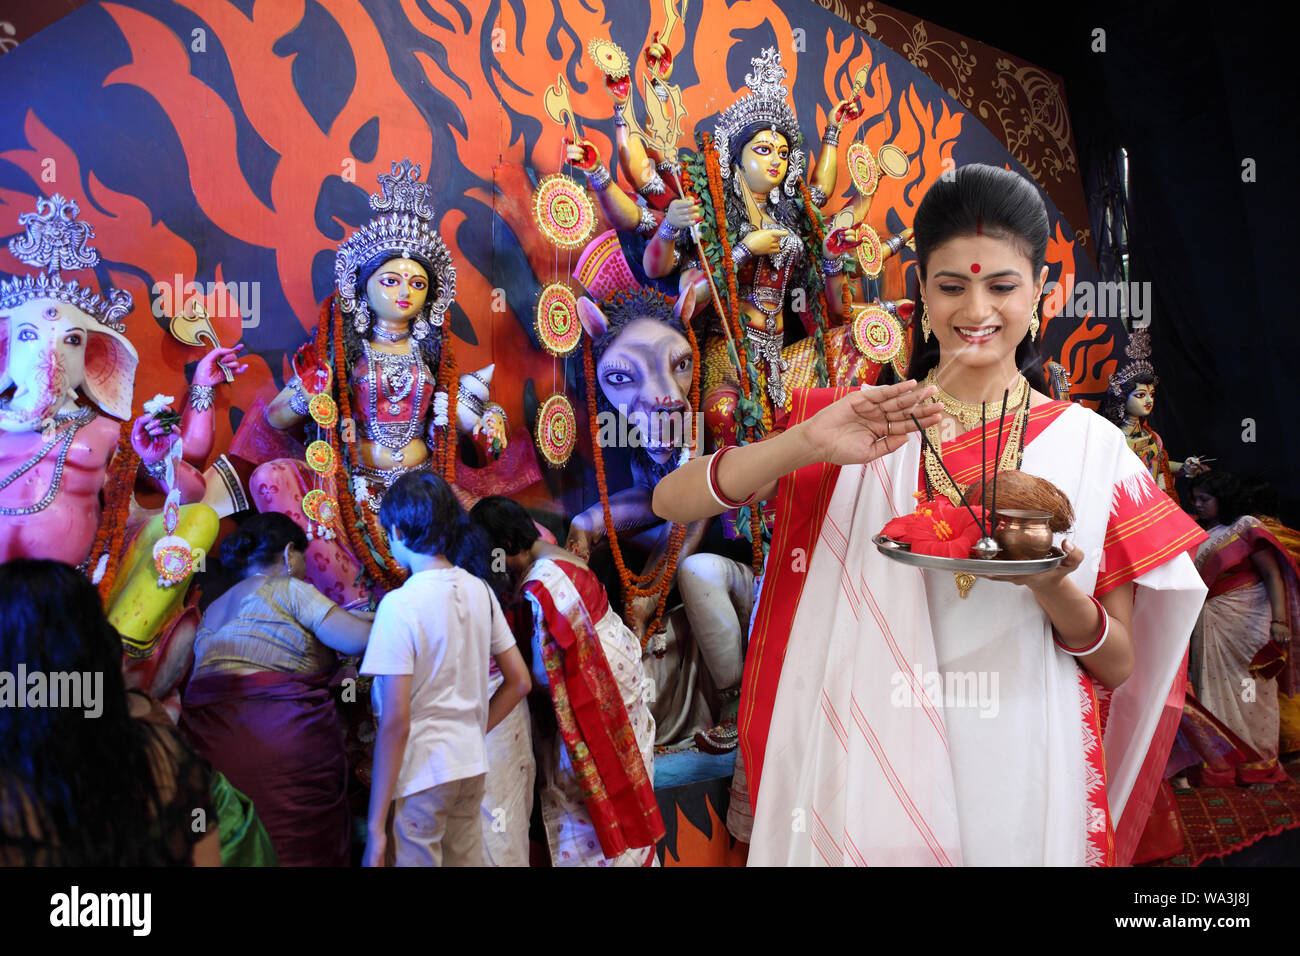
1053, 594, 1110, 656
706, 445, 757, 510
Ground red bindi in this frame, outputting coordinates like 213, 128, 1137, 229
970, 263, 981, 273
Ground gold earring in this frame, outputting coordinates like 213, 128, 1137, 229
920, 301, 931, 342
1029, 302, 1040, 341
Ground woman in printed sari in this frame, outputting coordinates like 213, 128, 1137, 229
1187, 470, 1299, 785
180, 513, 373, 866
654, 164, 1209, 866
470, 496, 665, 866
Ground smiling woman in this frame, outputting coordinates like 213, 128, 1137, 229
652, 164, 1211, 866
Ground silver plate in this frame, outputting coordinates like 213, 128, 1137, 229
873, 535, 1065, 575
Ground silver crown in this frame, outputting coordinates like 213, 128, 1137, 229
0, 194, 132, 332
334, 159, 456, 322
1108, 328, 1157, 396
714, 48, 806, 198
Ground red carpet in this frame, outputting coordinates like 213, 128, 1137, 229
1154, 759, 1300, 866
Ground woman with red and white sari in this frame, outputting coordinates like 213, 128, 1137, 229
471, 496, 665, 866
653, 164, 1208, 866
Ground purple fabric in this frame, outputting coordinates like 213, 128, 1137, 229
181, 668, 350, 866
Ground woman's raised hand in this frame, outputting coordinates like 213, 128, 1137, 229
797, 380, 941, 467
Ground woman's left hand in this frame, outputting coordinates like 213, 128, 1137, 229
980, 539, 1085, 592
1271, 621, 1292, 646
362, 830, 387, 867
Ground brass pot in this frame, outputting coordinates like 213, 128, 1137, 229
994, 510, 1055, 560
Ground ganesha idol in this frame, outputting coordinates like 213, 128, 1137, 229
0, 194, 245, 689
250, 159, 526, 606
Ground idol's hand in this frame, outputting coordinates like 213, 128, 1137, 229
644, 35, 672, 78
603, 72, 632, 105
564, 139, 601, 172
665, 197, 702, 230
131, 411, 179, 465
742, 228, 788, 257
981, 540, 1086, 591
193, 344, 248, 387
565, 515, 604, 560
830, 95, 864, 126
796, 380, 941, 467
823, 226, 862, 258
1181, 456, 1209, 478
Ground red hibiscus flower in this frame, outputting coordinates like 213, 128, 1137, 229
881, 500, 987, 558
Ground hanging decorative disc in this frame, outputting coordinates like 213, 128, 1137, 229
535, 283, 582, 357
153, 536, 195, 588
534, 174, 596, 248
877, 144, 911, 179
850, 304, 904, 364
847, 142, 879, 196
317, 495, 339, 525
855, 224, 885, 278
301, 488, 326, 522
308, 392, 338, 428
535, 393, 577, 467
305, 440, 336, 475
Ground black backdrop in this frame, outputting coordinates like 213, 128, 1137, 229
916, 0, 1299, 524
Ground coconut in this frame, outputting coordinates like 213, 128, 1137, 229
963, 471, 1074, 533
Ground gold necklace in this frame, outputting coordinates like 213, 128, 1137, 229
925, 369, 1029, 429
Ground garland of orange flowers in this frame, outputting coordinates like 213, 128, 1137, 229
796, 178, 833, 389
581, 291, 701, 647
89, 424, 141, 603
324, 295, 407, 593
435, 314, 459, 483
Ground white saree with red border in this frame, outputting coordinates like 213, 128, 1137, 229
740, 390, 1208, 866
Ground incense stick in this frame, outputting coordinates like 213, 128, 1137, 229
979, 403, 988, 536
911, 414, 985, 531
991, 388, 1009, 529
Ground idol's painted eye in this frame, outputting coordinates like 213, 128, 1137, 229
410, 278, 427, 290
64, 332, 84, 347
673, 353, 693, 374
603, 369, 634, 387
18, 327, 37, 342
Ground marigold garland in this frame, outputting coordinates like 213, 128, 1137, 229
436, 315, 459, 484
90, 424, 141, 603
324, 295, 407, 593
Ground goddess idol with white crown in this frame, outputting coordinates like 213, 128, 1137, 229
255, 159, 507, 603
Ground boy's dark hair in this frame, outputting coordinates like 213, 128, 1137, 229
379, 472, 489, 578
469, 496, 541, 557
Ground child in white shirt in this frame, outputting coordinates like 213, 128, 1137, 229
361, 473, 530, 866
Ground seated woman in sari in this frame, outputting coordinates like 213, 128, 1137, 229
654, 164, 1209, 866
180, 513, 373, 866
470, 496, 665, 866
1187, 470, 1299, 785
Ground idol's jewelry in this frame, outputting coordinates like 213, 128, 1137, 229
638, 172, 667, 197
920, 300, 931, 342
1029, 301, 1041, 341
820, 254, 844, 276
732, 175, 744, 199
822, 124, 841, 147
1054, 595, 1110, 656
768, 187, 781, 206
612, 111, 628, 128
187, 383, 215, 412
287, 376, 310, 416
142, 456, 169, 482
586, 165, 613, 191
636, 205, 658, 236
0, 407, 97, 516
411, 315, 431, 341
360, 340, 428, 464
656, 218, 682, 242
1107, 328, 1157, 397
334, 159, 457, 332
809, 184, 827, 208
926, 370, 1030, 429
714, 48, 807, 202
706, 446, 758, 510
372, 323, 410, 343
353, 298, 372, 335
732, 243, 752, 266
